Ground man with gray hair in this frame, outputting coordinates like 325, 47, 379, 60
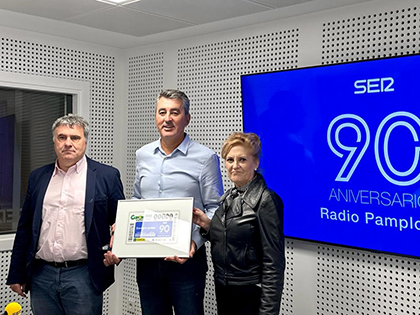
7, 114, 124, 315
104, 89, 224, 315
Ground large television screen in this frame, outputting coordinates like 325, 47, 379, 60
241, 54, 420, 258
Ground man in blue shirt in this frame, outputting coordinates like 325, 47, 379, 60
105, 89, 223, 315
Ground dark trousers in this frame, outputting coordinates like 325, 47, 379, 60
136, 249, 207, 315
215, 282, 261, 315
30, 262, 102, 315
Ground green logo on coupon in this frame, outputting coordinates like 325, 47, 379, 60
130, 214, 143, 221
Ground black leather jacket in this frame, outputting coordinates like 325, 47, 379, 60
205, 173, 285, 314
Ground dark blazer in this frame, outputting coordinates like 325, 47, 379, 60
7, 156, 125, 293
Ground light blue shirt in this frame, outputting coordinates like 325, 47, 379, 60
133, 134, 224, 249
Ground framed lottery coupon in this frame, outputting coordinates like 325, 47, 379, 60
112, 198, 194, 258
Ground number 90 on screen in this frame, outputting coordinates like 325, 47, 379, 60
327, 111, 420, 186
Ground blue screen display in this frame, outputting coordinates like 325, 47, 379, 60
241, 54, 420, 257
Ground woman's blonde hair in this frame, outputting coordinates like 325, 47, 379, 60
221, 132, 261, 160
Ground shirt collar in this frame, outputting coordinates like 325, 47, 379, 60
53, 155, 87, 175
154, 133, 190, 156
236, 177, 253, 193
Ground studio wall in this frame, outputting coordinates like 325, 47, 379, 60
0, 0, 419, 314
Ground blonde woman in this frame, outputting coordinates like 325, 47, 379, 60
193, 132, 285, 315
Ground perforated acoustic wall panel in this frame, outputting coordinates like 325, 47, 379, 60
283, 240, 295, 313
126, 53, 164, 198
322, 6, 420, 64
317, 5, 420, 315
317, 246, 420, 315
121, 52, 164, 315
0, 37, 117, 314
0, 251, 29, 312
176, 30, 299, 315
177, 30, 299, 187
0, 37, 116, 164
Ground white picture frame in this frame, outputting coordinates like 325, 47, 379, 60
112, 198, 193, 258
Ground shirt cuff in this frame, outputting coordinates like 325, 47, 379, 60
192, 228, 205, 250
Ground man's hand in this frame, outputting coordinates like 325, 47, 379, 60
10, 283, 27, 297
164, 241, 197, 264
103, 251, 122, 266
103, 223, 122, 266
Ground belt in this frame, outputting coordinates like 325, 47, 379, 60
39, 259, 88, 268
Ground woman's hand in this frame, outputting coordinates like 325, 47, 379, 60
193, 207, 211, 232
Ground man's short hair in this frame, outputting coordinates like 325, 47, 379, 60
52, 113, 90, 141
157, 89, 190, 116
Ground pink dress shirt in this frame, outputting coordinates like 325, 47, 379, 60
35, 156, 88, 262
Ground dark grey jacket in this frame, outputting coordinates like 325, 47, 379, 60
205, 173, 285, 314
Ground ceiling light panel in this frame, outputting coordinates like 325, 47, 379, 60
96, 0, 141, 6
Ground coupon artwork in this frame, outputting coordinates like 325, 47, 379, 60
127, 210, 180, 244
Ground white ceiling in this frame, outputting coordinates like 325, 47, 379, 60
0, 0, 371, 49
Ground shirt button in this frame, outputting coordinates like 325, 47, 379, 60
159, 190, 163, 193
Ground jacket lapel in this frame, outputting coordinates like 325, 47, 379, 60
33, 169, 54, 235
242, 174, 266, 209
85, 158, 96, 238
225, 196, 243, 221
